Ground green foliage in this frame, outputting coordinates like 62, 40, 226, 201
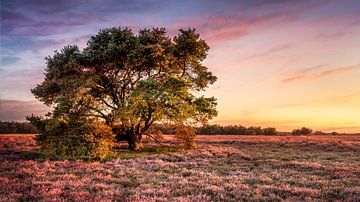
196, 124, 273, 135
29, 27, 217, 154
27, 115, 114, 160
0, 121, 38, 134
292, 127, 313, 135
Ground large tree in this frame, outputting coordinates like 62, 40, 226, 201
29, 27, 217, 153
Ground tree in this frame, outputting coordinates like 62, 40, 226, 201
263, 127, 277, 135
28, 27, 217, 155
291, 127, 312, 135
247, 126, 262, 135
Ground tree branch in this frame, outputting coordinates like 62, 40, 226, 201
144, 133, 163, 146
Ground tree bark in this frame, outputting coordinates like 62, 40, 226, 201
114, 127, 143, 151
128, 131, 137, 151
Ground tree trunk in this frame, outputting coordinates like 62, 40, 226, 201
114, 128, 142, 151
128, 131, 137, 151
128, 131, 144, 151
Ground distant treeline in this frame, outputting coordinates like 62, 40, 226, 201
154, 124, 278, 135
196, 124, 278, 135
0, 121, 347, 135
156, 124, 346, 135
0, 121, 38, 134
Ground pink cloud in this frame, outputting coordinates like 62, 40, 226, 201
171, 13, 293, 46
316, 65, 360, 78
281, 75, 307, 83
240, 43, 294, 63
315, 32, 348, 40
281, 64, 360, 84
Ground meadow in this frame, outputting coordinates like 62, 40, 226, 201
0, 134, 359, 201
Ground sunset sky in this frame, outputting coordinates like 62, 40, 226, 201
1, 0, 360, 132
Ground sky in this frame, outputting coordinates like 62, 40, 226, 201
1, 0, 360, 132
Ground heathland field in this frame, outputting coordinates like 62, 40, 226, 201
0, 134, 360, 201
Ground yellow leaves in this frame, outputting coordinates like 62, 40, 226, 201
175, 124, 196, 149
57, 115, 68, 124
151, 44, 164, 57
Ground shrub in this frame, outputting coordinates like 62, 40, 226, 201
27, 115, 114, 160
263, 127, 277, 135
292, 127, 313, 135
175, 124, 196, 149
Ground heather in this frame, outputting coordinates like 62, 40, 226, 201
1, 135, 360, 201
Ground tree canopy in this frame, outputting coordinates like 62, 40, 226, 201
28, 27, 217, 156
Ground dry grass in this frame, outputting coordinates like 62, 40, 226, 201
0, 134, 360, 201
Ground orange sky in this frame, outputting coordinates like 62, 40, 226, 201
203, 19, 360, 132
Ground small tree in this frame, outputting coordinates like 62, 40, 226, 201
292, 127, 312, 135
175, 124, 196, 149
263, 127, 277, 135
28, 27, 217, 157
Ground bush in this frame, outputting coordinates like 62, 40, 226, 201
27, 115, 114, 160
314, 131, 325, 135
292, 127, 313, 135
175, 124, 196, 149
247, 126, 262, 135
0, 121, 38, 134
263, 127, 277, 135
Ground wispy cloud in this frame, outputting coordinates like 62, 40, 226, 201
1, 36, 64, 55
316, 65, 360, 79
0, 56, 22, 66
281, 75, 307, 83
1, 0, 159, 36
241, 43, 294, 62
315, 32, 348, 40
281, 64, 360, 83
166, 0, 333, 46
172, 12, 293, 46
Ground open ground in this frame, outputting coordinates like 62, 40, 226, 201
1, 134, 359, 201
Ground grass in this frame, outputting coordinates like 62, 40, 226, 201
0, 134, 359, 201
111, 146, 181, 160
